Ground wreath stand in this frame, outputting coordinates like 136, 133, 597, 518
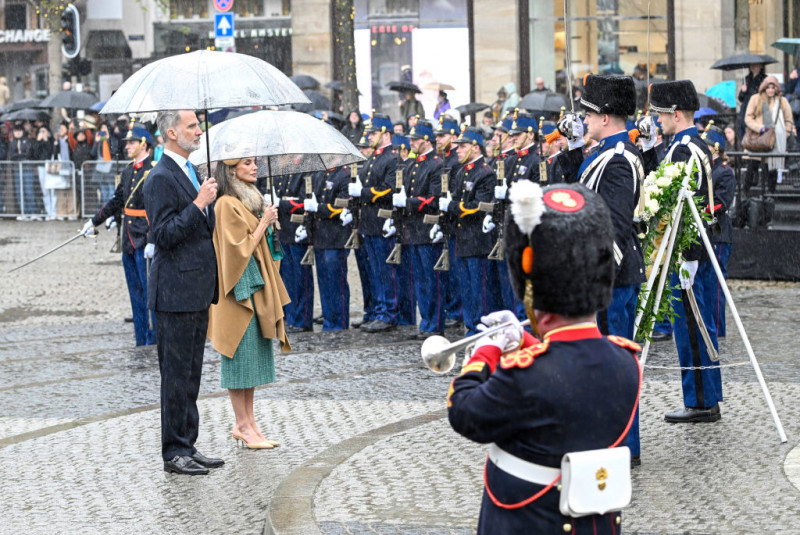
633, 186, 787, 443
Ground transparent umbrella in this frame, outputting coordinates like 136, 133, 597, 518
188, 110, 364, 180
99, 50, 309, 114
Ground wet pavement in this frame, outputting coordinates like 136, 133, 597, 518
1, 220, 800, 534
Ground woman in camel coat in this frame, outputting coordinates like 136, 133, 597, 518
744, 75, 796, 193
207, 157, 291, 449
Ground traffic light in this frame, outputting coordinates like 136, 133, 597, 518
61, 4, 80, 59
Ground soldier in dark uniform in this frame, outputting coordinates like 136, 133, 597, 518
274, 173, 314, 332
349, 113, 410, 332
393, 120, 445, 338
303, 166, 354, 331
80, 126, 157, 346
506, 111, 541, 184
439, 126, 502, 336
351, 132, 376, 329
698, 124, 736, 338
392, 134, 411, 162
433, 116, 463, 328
448, 182, 641, 535
639, 80, 722, 424
553, 75, 647, 462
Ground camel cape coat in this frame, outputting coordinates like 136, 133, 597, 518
208, 195, 291, 358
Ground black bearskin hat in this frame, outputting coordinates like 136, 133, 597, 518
503, 182, 615, 317
649, 80, 699, 113
580, 74, 636, 118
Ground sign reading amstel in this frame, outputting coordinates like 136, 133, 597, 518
0, 29, 51, 44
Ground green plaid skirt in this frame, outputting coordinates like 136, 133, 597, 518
220, 256, 276, 389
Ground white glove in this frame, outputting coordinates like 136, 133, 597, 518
482, 214, 495, 233
475, 310, 524, 354
438, 193, 452, 212
679, 260, 699, 290
494, 183, 508, 200
382, 218, 396, 238
295, 225, 308, 243
429, 223, 443, 243
340, 208, 353, 226
558, 113, 585, 150
144, 243, 155, 259
392, 186, 407, 208
304, 193, 319, 212
637, 116, 657, 151
348, 177, 363, 197
104, 216, 117, 231
81, 220, 96, 237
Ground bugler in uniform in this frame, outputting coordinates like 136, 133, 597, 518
439, 126, 502, 336
393, 120, 445, 338
84, 126, 157, 346
448, 182, 641, 534
640, 80, 723, 424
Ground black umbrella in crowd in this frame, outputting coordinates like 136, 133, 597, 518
5, 99, 42, 113
387, 81, 422, 94
710, 53, 778, 71
294, 90, 331, 113
455, 102, 490, 116
39, 90, 98, 110
4, 108, 50, 122
290, 74, 320, 90
697, 93, 732, 113
518, 91, 570, 113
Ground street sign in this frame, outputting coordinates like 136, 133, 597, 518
214, 13, 234, 39
214, 0, 234, 12
215, 37, 236, 53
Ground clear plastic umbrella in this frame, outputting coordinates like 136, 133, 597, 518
188, 110, 364, 179
99, 50, 309, 114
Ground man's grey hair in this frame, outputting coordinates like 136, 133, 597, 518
156, 110, 182, 138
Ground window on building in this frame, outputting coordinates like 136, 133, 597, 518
369, 0, 419, 17
5, 3, 27, 30
169, 0, 209, 20
236, 0, 264, 17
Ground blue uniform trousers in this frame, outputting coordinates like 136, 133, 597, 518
407, 244, 445, 333
363, 235, 415, 325
699, 243, 732, 338
354, 242, 376, 323
456, 256, 502, 336
599, 284, 641, 456
314, 248, 350, 331
442, 236, 462, 322
280, 244, 314, 329
496, 259, 526, 321
670, 269, 723, 409
122, 248, 156, 346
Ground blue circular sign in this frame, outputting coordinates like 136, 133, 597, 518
214, 0, 233, 12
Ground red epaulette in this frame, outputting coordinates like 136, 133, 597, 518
500, 340, 550, 370
607, 335, 641, 352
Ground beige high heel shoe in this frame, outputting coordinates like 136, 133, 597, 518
232, 432, 274, 449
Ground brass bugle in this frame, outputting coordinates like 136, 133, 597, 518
421, 318, 532, 375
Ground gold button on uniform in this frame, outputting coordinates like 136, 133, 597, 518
562, 523, 571, 532
616, 515, 621, 524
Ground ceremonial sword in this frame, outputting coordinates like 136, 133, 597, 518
563, 0, 575, 113
685, 286, 720, 362
7, 230, 94, 273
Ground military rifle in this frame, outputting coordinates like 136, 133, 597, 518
487, 160, 506, 261
298, 175, 316, 266
342, 163, 361, 249
429, 171, 450, 271
537, 116, 548, 185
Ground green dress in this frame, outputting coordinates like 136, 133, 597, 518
220, 255, 276, 389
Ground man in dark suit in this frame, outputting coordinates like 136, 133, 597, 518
144, 109, 223, 476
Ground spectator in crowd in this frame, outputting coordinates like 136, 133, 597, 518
112, 115, 130, 159
744, 75, 796, 194
433, 90, 451, 120
498, 82, 520, 115
786, 68, 800, 132
723, 125, 739, 155
0, 121, 8, 159
153, 130, 164, 161
393, 122, 405, 135
32, 125, 58, 219
533, 76, 550, 92
8, 122, 36, 218
0, 76, 10, 107
341, 110, 363, 146
71, 128, 93, 172
737, 63, 767, 139
91, 121, 120, 203
31, 125, 54, 160
53, 121, 74, 218
197, 110, 212, 132
399, 91, 425, 123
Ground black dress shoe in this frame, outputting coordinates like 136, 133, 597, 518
124, 317, 134, 323
664, 404, 721, 423
444, 318, 462, 329
630, 455, 641, 468
164, 455, 209, 475
351, 317, 367, 328
191, 451, 224, 468
313, 315, 325, 325
363, 320, 395, 333
285, 325, 312, 333
651, 331, 672, 342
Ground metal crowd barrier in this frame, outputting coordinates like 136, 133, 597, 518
81, 160, 132, 218
0, 160, 77, 219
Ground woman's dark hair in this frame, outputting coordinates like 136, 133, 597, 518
213, 160, 237, 198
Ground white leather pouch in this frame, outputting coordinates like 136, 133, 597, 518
558, 446, 632, 517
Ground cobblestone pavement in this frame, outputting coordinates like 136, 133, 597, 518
1, 221, 800, 534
